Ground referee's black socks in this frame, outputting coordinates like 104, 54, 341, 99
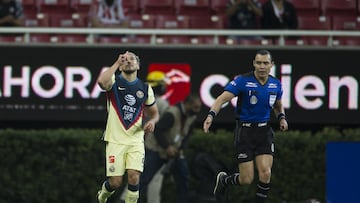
223, 173, 240, 185
255, 181, 270, 203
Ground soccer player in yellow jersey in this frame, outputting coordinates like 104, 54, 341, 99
96, 51, 159, 203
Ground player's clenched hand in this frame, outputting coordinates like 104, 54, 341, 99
203, 116, 213, 133
279, 119, 288, 131
143, 120, 155, 133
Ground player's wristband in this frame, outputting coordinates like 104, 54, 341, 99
277, 113, 286, 121
208, 110, 217, 119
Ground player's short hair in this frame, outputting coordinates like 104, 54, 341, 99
256, 50, 273, 61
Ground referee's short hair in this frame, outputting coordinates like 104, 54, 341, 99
256, 50, 273, 61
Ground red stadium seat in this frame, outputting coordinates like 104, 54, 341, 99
29, 34, 53, 43
140, 0, 175, 15
132, 35, 152, 44
283, 38, 308, 46
321, 0, 357, 16
332, 15, 360, 30
190, 36, 227, 45
303, 36, 329, 46
333, 37, 360, 46
210, 0, 228, 15
287, 0, 321, 16
175, 0, 211, 16
22, 0, 38, 16
235, 38, 274, 46
123, 0, 140, 15
37, 0, 71, 14
155, 36, 191, 44
128, 14, 156, 28
57, 34, 88, 43
297, 15, 331, 30
24, 13, 50, 27
96, 36, 122, 43
189, 15, 224, 29
70, 0, 92, 15
0, 35, 24, 43
155, 15, 190, 29
50, 13, 87, 27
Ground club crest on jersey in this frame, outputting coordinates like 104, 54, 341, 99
250, 95, 258, 104
136, 90, 144, 99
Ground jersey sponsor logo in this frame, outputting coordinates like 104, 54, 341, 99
108, 155, 115, 163
125, 94, 136, 106
268, 83, 278, 88
246, 82, 258, 87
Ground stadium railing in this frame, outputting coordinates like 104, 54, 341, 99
0, 27, 360, 46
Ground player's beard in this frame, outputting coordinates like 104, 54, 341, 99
122, 69, 137, 74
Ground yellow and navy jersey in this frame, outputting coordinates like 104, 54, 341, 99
103, 74, 156, 145
225, 71, 283, 122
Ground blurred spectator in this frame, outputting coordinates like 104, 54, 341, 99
0, 0, 24, 27
260, 0, 298, 41
226, 0, 263, 41
139, 94, 202, 203
260, 0, 298, 30
89, 0, 128, 28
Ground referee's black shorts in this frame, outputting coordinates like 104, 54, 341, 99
234, 120, 274, 163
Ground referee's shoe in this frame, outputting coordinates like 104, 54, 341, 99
214, 171, 227, 202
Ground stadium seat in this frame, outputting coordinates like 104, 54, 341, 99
70, 0, 92, 15
132, 35, 152, 44
332, 15, 360, 30
57, 34, 88, 43
175, 0, 212, 16
210, 0, 228, 15
297, 15, 331, 30
0, 35, 23, 43
50, 13, 87, 27
140, 0, 175, 15
123, 0, 140, 15
155, 15, 190, 29
96, 36, 122, 43
155, 35, 192, 44
287, 0, 321, 16
128, 14, 156, 28
303, 36, 329, 46
189, 15, 224, 29
29, 34, 54, 43
24, 13, 50, 27
22, 0, 38, 16
283, 38, 308, 46
333, 37, 360, 46
235, 38, 274, 46
190, 36, 227, 45
37, 0, 71, 15
321, 0, 357, 16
